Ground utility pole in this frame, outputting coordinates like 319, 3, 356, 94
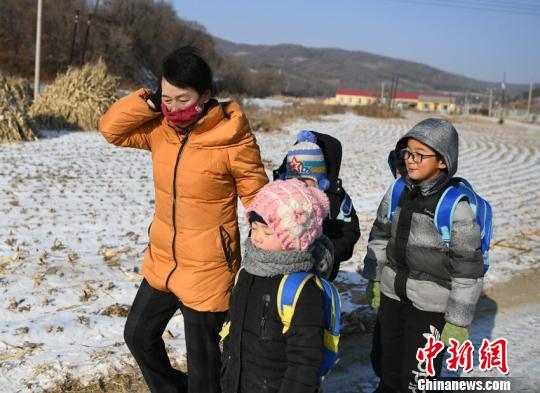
80, 14, 92, 64
380, 81, 385, 105
499, 72, 506, 124
488, 88, 493, 117
388, 76, 398, 109
69, 9, 80, 65
81, 0, 100, 64
527, 81, 534, 117
394, 76, 399, 109
34, 0, 43, 100
387, 77, 393, 108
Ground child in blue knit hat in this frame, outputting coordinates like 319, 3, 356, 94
285, 132, 331, 191
274, 130, 360, 281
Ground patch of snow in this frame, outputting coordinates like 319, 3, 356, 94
241, 97, 292, 109
1, 111, 539, 391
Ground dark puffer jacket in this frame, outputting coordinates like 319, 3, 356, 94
274, 131, 360, 281
363, 119, 484, 327
221, 269, 324, 393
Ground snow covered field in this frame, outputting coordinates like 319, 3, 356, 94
1, 108, 539, 392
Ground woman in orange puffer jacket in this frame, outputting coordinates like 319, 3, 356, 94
99, 46, 268, 393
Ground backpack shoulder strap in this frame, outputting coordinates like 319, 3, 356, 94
387, 177, 406, 222
476, 196, 493, 250
454, 178, 492, 250
478, 198, 493, 273
434, 184, 470, 245
451, 178, 478, 214
463, 182, 493, 272
277, 272, 315, 334
314, 277, 341, 341
314, 276, 341, 376
452, 176, 473, 190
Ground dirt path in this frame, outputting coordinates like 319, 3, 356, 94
323, 269, 540, 393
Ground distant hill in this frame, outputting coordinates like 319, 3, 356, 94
1, 0, 531, 99
215, 38, 528, 97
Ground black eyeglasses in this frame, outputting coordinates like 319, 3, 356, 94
399, 149, 438, 163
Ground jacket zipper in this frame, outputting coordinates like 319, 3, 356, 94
260, 294, 271, 340
165, 131, 191, 291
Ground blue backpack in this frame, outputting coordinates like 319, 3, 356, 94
277, 272, 341, 377
387, 177, 493, 273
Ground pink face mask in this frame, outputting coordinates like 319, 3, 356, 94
161, 101, 205, 130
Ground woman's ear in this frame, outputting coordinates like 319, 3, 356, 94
201, 89, 211, 104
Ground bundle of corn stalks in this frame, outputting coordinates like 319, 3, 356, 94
30, 59, 118, 131
0, 74, 37, 143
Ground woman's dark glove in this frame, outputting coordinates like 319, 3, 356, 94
146, 86, 162, 112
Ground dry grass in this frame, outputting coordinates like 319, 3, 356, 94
243, 101, 400, 132
243, 102, 344, 132
349, 104, 401, 119
30, 59, 118, 131
43, 360, 189, 393
0, 74, 38, 143
43, 366, 148, 393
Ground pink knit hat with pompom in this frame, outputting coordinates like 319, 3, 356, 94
246, 179, 330, 251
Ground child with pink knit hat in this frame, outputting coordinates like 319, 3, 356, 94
220, 179, 335, 393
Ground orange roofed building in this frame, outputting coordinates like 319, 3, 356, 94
324, 89, 457, 113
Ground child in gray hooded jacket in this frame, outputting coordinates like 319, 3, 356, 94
363, 118, 484, 392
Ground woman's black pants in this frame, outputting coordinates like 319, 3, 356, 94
124, 279, 226, 393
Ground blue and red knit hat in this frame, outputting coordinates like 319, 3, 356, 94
285, 130, 330, 191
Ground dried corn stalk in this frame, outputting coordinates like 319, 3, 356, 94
0, 74, 37, 143
30, 59, 118, 131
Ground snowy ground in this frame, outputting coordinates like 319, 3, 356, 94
241, 97, 293, 109
1, 107, 539, 392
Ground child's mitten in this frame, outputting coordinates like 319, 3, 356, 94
366, 280, 381, 309
441, 323, 469, 346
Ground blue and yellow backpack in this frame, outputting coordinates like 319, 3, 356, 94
220, 269, 341, 378
278, 271, 341, 377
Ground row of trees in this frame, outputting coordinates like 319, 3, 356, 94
0, 0, 285, 96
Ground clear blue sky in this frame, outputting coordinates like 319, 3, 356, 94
172, 0, 540, 85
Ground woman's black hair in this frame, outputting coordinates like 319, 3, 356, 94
161, 46, 214, 96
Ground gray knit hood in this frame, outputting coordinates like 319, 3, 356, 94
395, 118, 459, 195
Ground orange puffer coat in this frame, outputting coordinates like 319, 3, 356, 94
100, 89, 268, 312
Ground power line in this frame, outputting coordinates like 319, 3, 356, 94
405, 0, 540, 15
454, 0, 540, 12
392, 0, 540, 15
429, 0, 540, 13
380, 0, 540, 16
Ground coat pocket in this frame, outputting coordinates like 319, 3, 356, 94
219, 226, 233, 271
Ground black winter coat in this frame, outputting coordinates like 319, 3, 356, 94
221, 269, 325, 393
274, 131, 360, 281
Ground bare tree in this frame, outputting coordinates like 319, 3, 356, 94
0, 0, 284, 96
